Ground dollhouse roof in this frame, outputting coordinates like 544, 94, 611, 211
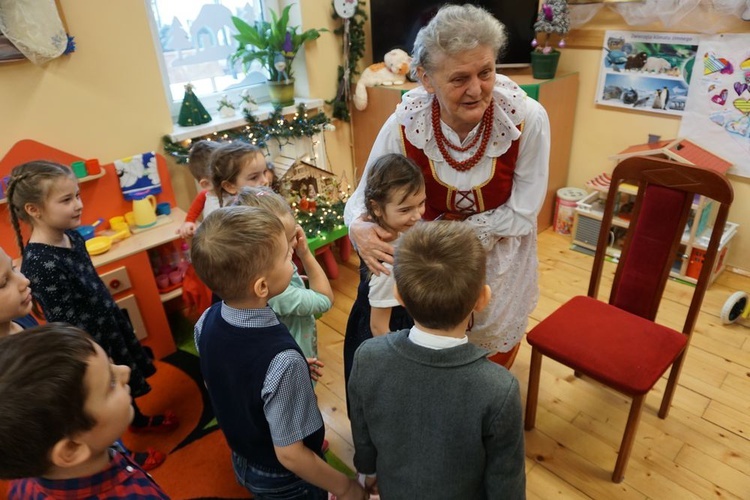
610, 138, 733, 174
271, 155, 332, 180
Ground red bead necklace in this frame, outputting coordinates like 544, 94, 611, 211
431, 98, 494, 172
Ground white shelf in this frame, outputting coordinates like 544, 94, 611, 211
159, 287, 183, 303
169, 97, 325, 142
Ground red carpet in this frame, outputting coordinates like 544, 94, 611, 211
123, 350, 251, 499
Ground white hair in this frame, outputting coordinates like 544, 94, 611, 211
410, 3, 507, 76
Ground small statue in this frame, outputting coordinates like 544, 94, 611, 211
240, 89, 258, 112
217, 94, 236, 118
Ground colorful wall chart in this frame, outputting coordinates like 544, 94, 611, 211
595, 31, 700, 116
679, 34, 750, 178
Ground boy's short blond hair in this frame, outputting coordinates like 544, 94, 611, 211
234, 186, 292, 217
187, 140, 220, 181
191, 205, 284, 300
394, 221, 486, 330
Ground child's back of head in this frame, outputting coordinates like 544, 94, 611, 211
187, 140, 220, 184
191, 205, 285, 301
234, 186, 291, 217
394, 221, 486, 330
0, 324, 98, 479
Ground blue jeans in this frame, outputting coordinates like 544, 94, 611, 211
232, 452, 328, 500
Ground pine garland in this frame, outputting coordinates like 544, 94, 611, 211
162, 103, 331, 163
162, 103, 344, 238
327, 0, 367, 121
292, 198, 347, 240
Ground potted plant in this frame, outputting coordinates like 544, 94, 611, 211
231, 4, 326, 107
530, 0, 570, 80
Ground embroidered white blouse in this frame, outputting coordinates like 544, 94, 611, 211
344, 74, 551, 352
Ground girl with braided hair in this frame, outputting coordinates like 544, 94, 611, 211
343, 153, 425, 409
6, 161, 178, 466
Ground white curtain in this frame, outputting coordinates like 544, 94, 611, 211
570, 0, 749, 32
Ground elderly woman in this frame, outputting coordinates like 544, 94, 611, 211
344, 4, 550, 374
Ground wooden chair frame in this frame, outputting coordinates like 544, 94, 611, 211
524, 156, 734, 482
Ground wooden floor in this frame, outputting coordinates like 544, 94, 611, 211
314, 228, 750, 499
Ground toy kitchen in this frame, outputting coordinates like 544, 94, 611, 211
0, 140, 188, 358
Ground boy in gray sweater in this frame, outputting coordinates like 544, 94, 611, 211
348, 221, 526, 499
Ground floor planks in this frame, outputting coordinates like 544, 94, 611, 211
314, 229, 750, 498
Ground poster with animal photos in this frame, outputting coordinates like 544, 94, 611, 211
595, 31, 700, 116
679, 33, 750, 178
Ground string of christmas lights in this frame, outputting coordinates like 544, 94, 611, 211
162, 103, 332, 164
162, 103, 347, 238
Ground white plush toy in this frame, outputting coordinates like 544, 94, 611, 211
353, 48, 412, 111
743, 0, 750, 21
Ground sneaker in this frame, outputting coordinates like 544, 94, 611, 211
131, 448, 166, 471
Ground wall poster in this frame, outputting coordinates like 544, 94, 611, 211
595, 31, 700, 116
679, 33, 750, 178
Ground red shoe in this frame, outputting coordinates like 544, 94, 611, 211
131, 448, 166, 471
321, 439, 329, 453
128, 411, 179, 434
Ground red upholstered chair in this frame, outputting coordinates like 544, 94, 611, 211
524, 156, 733, 483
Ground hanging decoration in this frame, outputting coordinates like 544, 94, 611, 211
328, 0, 367, 121
570, 0, 750, 32
0, 0, 72, 64
178, 83, 212, 127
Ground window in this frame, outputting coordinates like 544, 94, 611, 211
147, 0, 280, 118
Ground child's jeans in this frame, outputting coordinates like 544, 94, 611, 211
232, 452, 327, 499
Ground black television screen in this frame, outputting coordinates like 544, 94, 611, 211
370, 0, 539, 68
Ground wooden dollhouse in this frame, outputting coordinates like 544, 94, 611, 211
571, 138, 739, 284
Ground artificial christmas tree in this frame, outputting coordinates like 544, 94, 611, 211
178, 83, 212, 127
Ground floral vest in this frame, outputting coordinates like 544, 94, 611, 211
400, 125, 521, 221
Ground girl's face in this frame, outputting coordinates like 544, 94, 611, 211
227, 153, 270, 193
373, 185, 426, 234
0, 248, 33, 323
33, 176, 83, 231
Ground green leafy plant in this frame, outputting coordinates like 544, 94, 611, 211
231, 4, 326, 82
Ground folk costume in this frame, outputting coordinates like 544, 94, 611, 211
344, 74, 550, 353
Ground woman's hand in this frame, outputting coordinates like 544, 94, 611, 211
349, 217, 395, 276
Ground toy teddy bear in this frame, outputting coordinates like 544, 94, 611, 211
353, 48, 412, 111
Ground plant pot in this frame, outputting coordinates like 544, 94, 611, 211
267, 79, 295, 107
530, 50, 560, 80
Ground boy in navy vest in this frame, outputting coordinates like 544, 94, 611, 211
191, 205, 364, 500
